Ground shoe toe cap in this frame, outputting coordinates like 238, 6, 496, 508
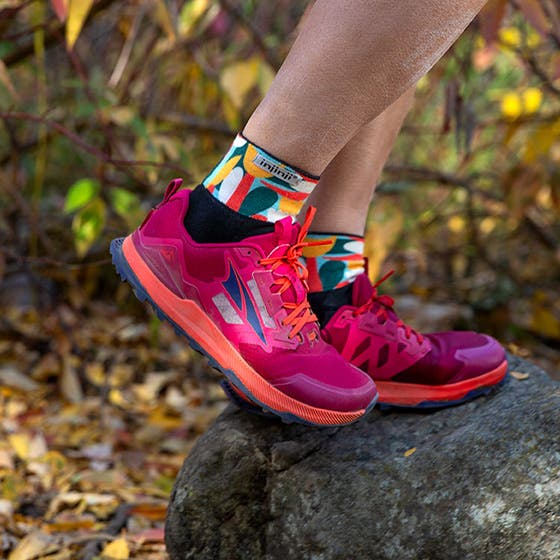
449, 333, 506, 383
271, 352, 378, 412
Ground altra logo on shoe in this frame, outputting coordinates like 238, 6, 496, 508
252, 154, 302, 187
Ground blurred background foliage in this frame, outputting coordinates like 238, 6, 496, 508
0, 0, 559, 400
0, 0, 559, 555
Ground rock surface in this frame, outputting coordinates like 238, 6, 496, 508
165, 356, 560, 560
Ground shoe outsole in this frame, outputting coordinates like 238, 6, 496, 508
220, 366, 509, 415
110, 237, 377, 427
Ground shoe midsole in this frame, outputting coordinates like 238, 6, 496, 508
121, 235, 368, 425
375, 361, 508, 405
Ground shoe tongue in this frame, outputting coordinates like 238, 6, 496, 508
351, 273, 374, 306
351, 272, 401, 323
273, 218, 308, 302
274, 215, 300, 246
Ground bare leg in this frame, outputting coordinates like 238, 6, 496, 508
307, 86, 415, 236
244, 0, 485, 176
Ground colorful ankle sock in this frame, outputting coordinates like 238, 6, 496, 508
303, 233, 366, 292
202, 134, 319, 222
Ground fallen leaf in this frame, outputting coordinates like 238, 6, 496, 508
8, 531, 55, 560
510, 371, 530, 380
0, 448, 14, 469
8, 433, 31, 461
404, 447, 417, 457
129, 527, 165, 543
131, 502, 168, 521
0, 498, 14, 520
0, 366, 40, 392
101, 537, 130, 560
60, 355, 83, 403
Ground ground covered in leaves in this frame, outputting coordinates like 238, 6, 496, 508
1, 286, 558, 559
0, 301, 228, 560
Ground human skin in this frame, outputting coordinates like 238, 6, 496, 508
306, 86, 416, 236
243, 0, 486, 177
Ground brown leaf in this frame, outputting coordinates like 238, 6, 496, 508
60, 355, 83, 403
478, 0, 508, 45
129, 527, 165, 543
503, 165, 543, 220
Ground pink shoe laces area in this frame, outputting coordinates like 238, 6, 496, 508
258, 207, 329, 342
352, 270, 424, 344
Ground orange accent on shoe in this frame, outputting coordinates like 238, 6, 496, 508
375, 360, 508, 406
258, 207, 330, 340
122, 236, 366, 426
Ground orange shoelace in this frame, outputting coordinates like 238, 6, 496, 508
258, 207, 328, 341
352, 270, 424, 344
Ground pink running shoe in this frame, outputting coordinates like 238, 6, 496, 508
319, 271, 508, 409
110, 180, 377, 426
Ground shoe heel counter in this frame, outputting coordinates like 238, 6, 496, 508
138, 179, 187, 240
131, 179, 190, 298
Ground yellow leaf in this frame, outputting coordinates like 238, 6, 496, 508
531, 292, 560, 339
404, 447, 417, 457
498, 27, 521, 48
500, 92, 522, 120
109, 388, 127, 407
8, 433, 30, 461
522, 87, 542, 114
527, 29, 541, 48
523, 122, 558, 164
448, 215, 466, 234
154, 0, 176, 41
220, 57, 260, 109
178, 0, 210, 37
479, 216, 497, 236
509, 371, 530, 380
66, 0, 95, 49
101, 537, 130, 560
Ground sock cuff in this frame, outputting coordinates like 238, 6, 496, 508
303, 232, 365, 258
303, 232, 366, 292
203, 134, 318, 222
240, 132, 320, 182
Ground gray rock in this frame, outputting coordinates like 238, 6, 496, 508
165, 356, 560, 560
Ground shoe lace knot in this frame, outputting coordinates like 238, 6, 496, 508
258, 207, 328, 341
352, 269, 424, 344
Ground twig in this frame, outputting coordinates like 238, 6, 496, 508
383, 164, 503, 202
109, 2, 147, 88
0, 111, 191, 178
218, 0, 281, 71
80, 503, 132, 560
154, 111, 234, 136
519, 49, 560, 98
